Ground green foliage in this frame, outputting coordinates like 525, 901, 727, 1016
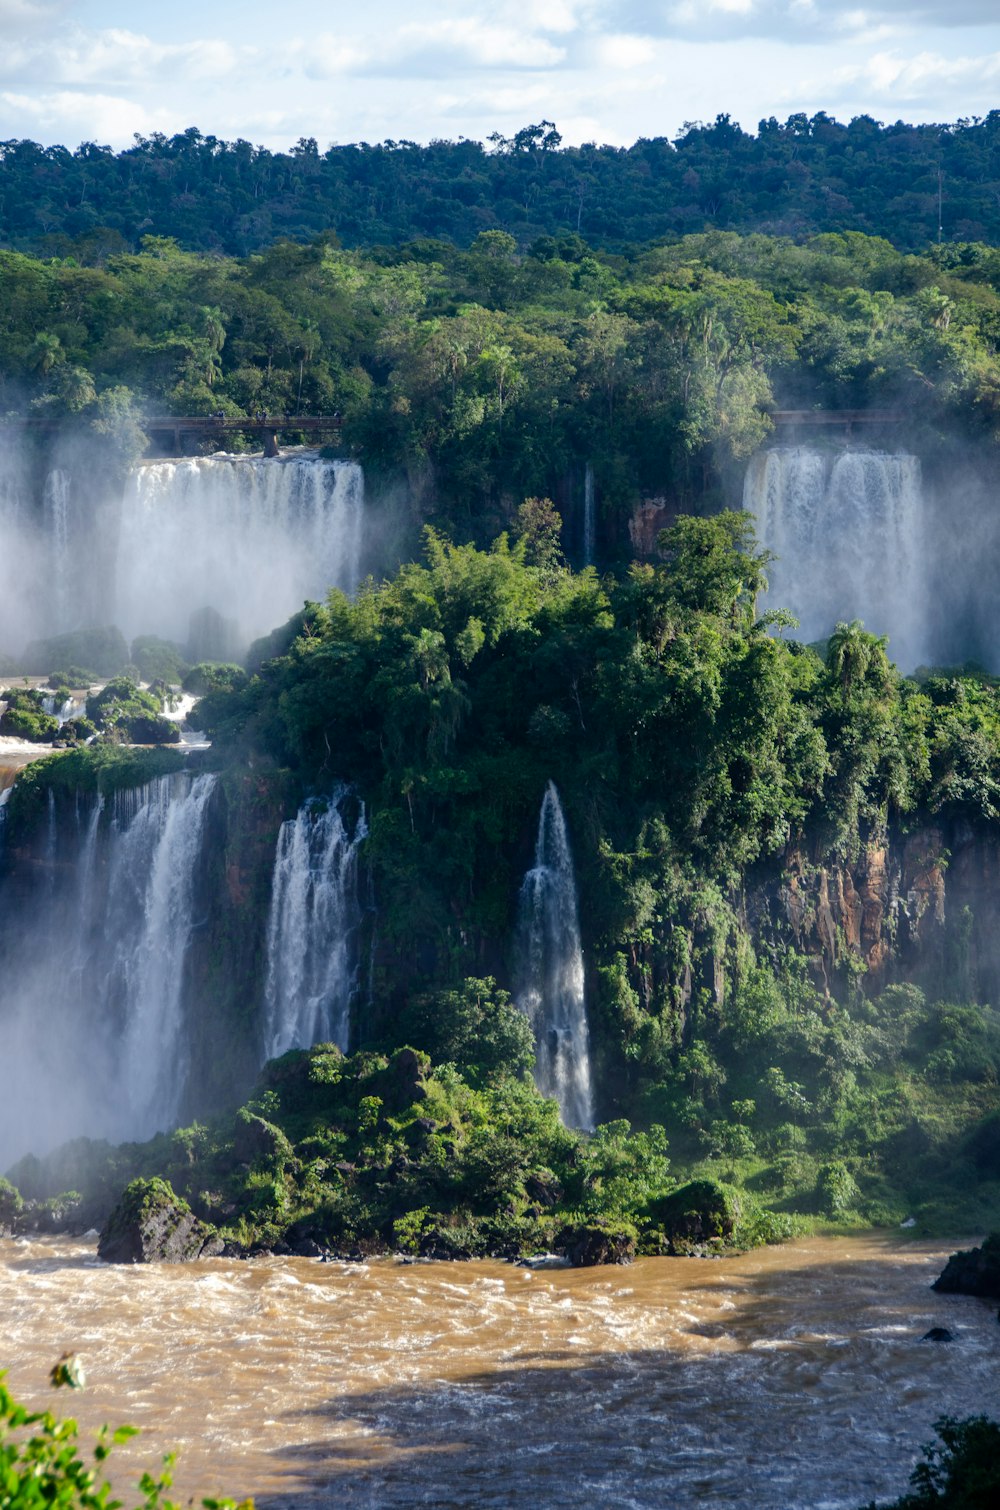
0, 1369, 250, 1510
181, 664, 248, 697
815, 1160, 862, 1218
865, 1416, 1000, 1509
393, 978, 535, 1086
85, 676, 179, 744
0, 689, 58, 743
131, 638, 188, 685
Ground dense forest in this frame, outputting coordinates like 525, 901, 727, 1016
5, 220, 1000, 543
5, 127, 1000, 1261
5, 113, 1000, 258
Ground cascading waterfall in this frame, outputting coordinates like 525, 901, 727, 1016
42, 469, 74, 631
744, 446, 928, 669
115, 455, 365, 649
583, 461, 595, 567
0, 771, 217, 1163
0, 450, 43, 654
262, 789, 367, 1060
515, 782, 594, 1129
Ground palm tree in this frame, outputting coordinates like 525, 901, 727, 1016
28, 332, 63, 378
827, 619, 890, 698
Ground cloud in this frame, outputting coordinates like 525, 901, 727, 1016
388, 18, 567, 73
831, 46, 1000, 104
609, 0, 1000, 43
0, 28, 245, 88
0, 88, 175, 145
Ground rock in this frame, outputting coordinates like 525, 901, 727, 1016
525, 1170, 564, 1208
652, 1179, 743, 1252
98, 1177, 223, 1264
557, 1222, 636, 1267
922, 1326, 954, 1342
932, 1233, 1000, 1298
234, 1110, 294, 1168
378, 1047, 430, 1112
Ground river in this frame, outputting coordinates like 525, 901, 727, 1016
2, 1233, 996, 1508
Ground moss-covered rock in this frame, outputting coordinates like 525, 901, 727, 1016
557, 1221, 636, 1266
97, 1177, 223, 1264
651, 1178, 744, 1252
233, 1111, 295, 1169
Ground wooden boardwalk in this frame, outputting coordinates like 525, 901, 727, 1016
0, 414, 343, 458
770, 409, 905, 434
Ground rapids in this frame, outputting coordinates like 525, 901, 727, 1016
1, 1233, 996, 1508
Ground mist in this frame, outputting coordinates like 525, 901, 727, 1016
0, 446, 368, 668
745, 435, 1000, 675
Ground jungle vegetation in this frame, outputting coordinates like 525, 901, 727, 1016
4, 216, 1000, 541
4, 114, 1000, 258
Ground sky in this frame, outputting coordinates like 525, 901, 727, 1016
1, 0, 1000, 152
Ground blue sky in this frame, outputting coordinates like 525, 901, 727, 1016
1, 1, 1000, 149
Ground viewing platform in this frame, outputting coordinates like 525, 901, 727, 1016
0, 413, 344, 458
769, 409, 906, 436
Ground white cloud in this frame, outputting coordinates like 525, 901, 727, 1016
0, 28, 245, 88
390, 18, 567, 72
594, 33, 656, 68
0, 88, 174, 144
833, 46, 1000, 102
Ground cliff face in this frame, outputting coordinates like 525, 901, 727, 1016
746, 820, 1000, 1004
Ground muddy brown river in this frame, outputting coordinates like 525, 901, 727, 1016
2, 1233, 997, 1508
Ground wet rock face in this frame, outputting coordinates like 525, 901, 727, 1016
98, 1177, 223, 1264
932, 1234, 1000, 1299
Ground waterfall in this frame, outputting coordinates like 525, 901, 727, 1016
516, 782, 594, 1129
0, 771, 217, 1162
744, 446, 927, 669
42, 469, 74, 631
0, 450, 43, 656
583, 461, 595, 567
262, 789, 367, 1060
115, 455, 365, 649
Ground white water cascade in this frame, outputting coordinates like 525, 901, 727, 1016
583, 461, 596, 567
744, 446, 928, 669
115, 454, 365, 649
0, 771, 217, 1163
262, 789, 368, 1060
42, 469, 75, 631
516, 782, 594, 1129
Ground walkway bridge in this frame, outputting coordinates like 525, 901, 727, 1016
0, 414, 344, 458
769, 409, 906, 437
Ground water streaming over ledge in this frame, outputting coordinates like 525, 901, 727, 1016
744, 446, 927, 668
583, 460, 595, 567
262, 789, 368, 1060
516, 782, 594, 1129
0, 771, 217, 1162
115, 454, 365, 649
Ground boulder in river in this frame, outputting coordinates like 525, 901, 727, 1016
932, 1233, 1000, 1298
98, 1177, 223, 1264
557, 1221, 636, 1267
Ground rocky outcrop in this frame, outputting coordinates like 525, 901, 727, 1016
557, 1221, 636, 1266
652, 1178, 743, 1253
932, 1233, 1000, 1298
98, 1177, 223, 1264
627, 499, 674, 558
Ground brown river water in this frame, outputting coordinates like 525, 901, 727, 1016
2, 1232, 997, 1508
